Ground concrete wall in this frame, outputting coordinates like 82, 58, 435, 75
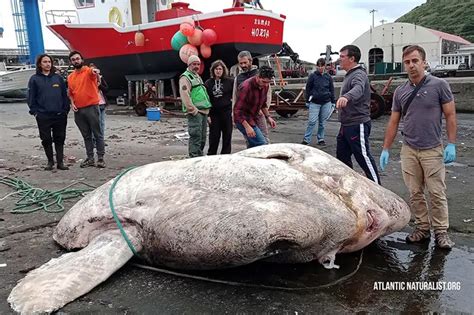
284, 77, 474, 113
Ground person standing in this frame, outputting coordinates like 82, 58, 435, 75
233, 66, 276, 148
302, 58, 335, 146
179, 55, 212, 158
336, 45, 380, 184
380, 45, 457, 249
205, 60, 234, 155
232, 50, 272, 144
67, 51, 105, 168
27, 54, 70, 170
89, 63, 109, 148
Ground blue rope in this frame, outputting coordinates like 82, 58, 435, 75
108, 166, 139, 256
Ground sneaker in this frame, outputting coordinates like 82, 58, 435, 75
96, 159, 106, 168
80, 158, 95, 168
317, 140, 326, 145
301, 140, 309, 145
406, 228, 430, 243
435, 231, 455, 249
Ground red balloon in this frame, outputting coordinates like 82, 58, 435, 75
187, 29, 203, 46
180, 23, 194, 37
200, 44, 212, 58
202, 29, 217, 46
179, 44, 198, 64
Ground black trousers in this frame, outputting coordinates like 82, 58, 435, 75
207, 109, 232, 155
36, 113, 67, 148
336, 121, 381, 184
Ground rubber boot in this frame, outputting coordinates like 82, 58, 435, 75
55, 143, 69, 170
44, 145, 54, 171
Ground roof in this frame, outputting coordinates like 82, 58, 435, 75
427, 28, 471, 45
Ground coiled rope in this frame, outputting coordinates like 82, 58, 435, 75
0, 176, 95, 213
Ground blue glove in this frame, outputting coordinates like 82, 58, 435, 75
443, 143, 456, 164
380, 149, 389, 171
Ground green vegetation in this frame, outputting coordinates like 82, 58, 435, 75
396, 0, 474, 43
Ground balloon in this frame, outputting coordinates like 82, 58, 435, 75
179, 44, 198, 64
202, 29, 217, 46
171, 31, 188, 51
200, 44, 212, 58
182, 17, 195, 27
187, 28, 203, 46
180, 23, 195, 37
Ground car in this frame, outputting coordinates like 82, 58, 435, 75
458, 63, 468, 70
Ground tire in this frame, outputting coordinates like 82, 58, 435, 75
275, 90, 298, 118
370, 93, 385, 119
135, 102, 147, 116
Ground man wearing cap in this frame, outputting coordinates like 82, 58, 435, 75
179, 55, 212, 157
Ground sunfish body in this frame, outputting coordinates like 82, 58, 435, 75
8, 144, 410, 314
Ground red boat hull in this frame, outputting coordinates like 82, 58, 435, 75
48, 8, 285, 94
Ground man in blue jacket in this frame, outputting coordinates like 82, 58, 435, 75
27, 54, 70, 170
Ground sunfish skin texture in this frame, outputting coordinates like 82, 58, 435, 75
54, 143, 410, 268
8, 144, 410, 314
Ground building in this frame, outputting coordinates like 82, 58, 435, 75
351, 22, 472, 74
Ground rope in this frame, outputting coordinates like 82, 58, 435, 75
0, 176, 94, 213
132, 250, 364, 291
108, 166, 139, 256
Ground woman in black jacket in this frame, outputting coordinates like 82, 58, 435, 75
27, 54, 70, 170
204, 60, 234, 155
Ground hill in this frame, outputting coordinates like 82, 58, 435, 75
396, 0, 474, 43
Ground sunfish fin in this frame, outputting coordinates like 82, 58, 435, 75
236, 145, 302, 163
8, 229, 141, 314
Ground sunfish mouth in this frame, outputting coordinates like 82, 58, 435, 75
366, 210, 380, 233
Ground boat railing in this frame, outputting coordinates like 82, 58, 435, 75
45, 10, 78, 25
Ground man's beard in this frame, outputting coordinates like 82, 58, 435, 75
73, 63, 83, 69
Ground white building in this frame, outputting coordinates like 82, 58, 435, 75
351, 22, 471, 74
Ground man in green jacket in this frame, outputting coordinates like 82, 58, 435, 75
179, 55, 212, 157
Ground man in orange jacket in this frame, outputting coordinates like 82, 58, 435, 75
67, 51, 106, 168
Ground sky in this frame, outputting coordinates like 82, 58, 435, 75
0, 0, 426, 62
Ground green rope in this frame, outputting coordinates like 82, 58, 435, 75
108, 166, 139, 256
0, 177, 94, 213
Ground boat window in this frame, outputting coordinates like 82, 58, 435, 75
75, 0, 95, 9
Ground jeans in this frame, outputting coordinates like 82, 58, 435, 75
303, 102, 333, 144
235, 123, 267, 148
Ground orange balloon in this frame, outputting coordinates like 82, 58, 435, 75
188, 29, 203, 46
180, 23, 194, 37
179, 44, 198, 64
200, 44, 212, 58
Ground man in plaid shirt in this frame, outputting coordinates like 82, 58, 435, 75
233, 66, 276, 147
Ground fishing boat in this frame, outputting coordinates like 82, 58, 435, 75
0, 62, 35, 98
47, 0, 286, 95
